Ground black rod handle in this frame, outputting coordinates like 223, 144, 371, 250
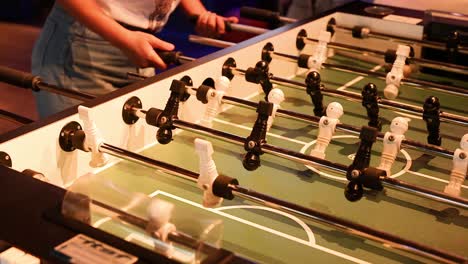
156, 50, 182, 65
240, 6, 280, 24
0, 66, 40, 90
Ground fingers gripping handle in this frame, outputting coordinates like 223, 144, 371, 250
0, 66, 41, 91
189, 15, 233, 32
156, 51, 182, 65
78, 106, 109, 168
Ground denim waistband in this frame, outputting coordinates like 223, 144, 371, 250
46, 4, 76, 27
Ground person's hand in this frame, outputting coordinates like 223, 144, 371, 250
195, 11, 239, 38
117, 30, 174, 69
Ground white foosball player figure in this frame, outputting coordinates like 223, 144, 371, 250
200, 76, 231, 128
310, 102, 343, 159
194, 138, 223, 207
307, 30, 332, 72
78, 106, 109, 167
377, 117, 410, 176
444, 134, 468, 197
384, 45, 411, 99
146, 198, 176, 257
267, 88, 285, 132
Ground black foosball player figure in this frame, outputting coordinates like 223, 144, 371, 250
245, 61, 273, 101
361, 83, 382, 131
345, 126, 385, 201
243, 101, 273, 171
446, 31, 460, 64
423, 96, 442, 146
306, 71, 326, 117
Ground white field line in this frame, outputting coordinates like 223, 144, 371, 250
212, 118, 307, 145
215, 205, 316, 244
337, 65, 382, 91
407, 170, 468, 189
150, 190, 370, 264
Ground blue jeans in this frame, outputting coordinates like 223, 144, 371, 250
31, 4, 154, 118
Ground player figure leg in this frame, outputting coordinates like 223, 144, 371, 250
310, 102, 343, 159
377, 117, 409, 176
200, 76, 231, 128
267, 88, 285, 132
423, 96, 442, 146
361, 83, 382, 131
444, 134, 468, 196
194, 138, 223, 207
384, 45, 411, 99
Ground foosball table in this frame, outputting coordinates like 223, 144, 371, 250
0, 2, 467, 263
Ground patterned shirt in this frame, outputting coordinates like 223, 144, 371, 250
96, 0, 181, 31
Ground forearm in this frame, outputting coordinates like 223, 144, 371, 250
57, 0, 129, 49
179, 0, 207, 16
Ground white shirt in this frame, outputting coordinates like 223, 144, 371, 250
96, 0, 181, 31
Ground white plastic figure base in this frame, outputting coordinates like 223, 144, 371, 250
384, 45, 411, 99
78, 106, 109, 167
200, 76, 231, 128
146, 198, 176, 241
310, 102, 343, 159
194, 138, 223, 207
444, 134, 468, 196
377, 117, 410, 176
267, 88, 285, 132
307, 30, 332, 72
146, 198, 176, 257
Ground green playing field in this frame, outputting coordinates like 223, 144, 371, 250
85, 55, 467, 263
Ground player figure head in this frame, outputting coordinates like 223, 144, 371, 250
147, 198, 174, 227
306, 71, 321, 85
384, 84, 398, 99
326, 102, 343, 119
362, 83, 378, 97
215, 76, 231, 92
268, 88, 285, 105
460, 134, 468, 150
424, 96, 440, 111
255, 60, 269, 73
390, 117, 410, 135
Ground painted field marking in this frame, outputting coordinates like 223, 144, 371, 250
337, 65, 382, 91
213, 118, 308, 145
215, 205, 316, 244
149, 190, 370, 264
299, 135, 412, 181
214, 114, 453, 188
407, 170, 468, 190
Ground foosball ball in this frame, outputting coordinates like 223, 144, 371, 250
0, 2, 467, 264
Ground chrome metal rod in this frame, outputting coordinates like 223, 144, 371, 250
222, 95, 454, 158
189, 35, 235, 48
230, 23, 268, 35
100, 143, 199, 183
301, 37, 468, 74
331, 25, 468, 55
98, 141, 465, 263
230, 185, 466, 264
132, 106, 468, 209
179, 55, 195, 63
90, 197, 219, 254
230, 66, 468, 125
269, 50, 468, 96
